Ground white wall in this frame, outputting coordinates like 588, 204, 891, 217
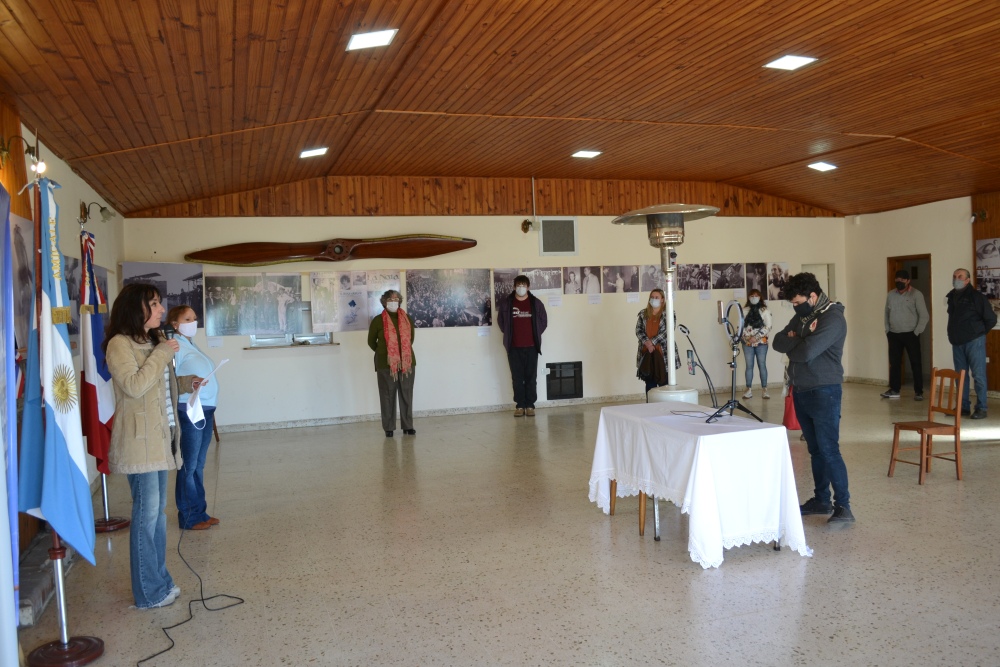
844, 197, 973, 383
125, 214, 847, 428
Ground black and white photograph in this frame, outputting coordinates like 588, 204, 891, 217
311, 270, 401, 332
746, 262, 768, 294
205, 273, 303, 336
406, 268, 491, 328
10, 213, 33, 348
640, 264, 666, 293
520, 267, 562, 296
580, 265, 601, 294
562, 267, 582, 294
494, 268, 518, 300
976, 238, 1000, 270
712, 263, 745, 289
977, 268, 1000, 300
767, 262, 791, 300
122, 261, 205, 326
601, 265, 638, 293
677, 264, 710, 291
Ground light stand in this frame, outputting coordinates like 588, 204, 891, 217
678, 324, 718, 408
706, 300, 763, 424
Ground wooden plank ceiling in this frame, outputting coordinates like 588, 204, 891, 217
0, 0, 999, 217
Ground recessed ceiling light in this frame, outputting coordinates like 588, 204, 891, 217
347, 29, 398, 51
300, 147, 328, 158
572, 150, 601, 159
808, 161, 837, 172
764, 55, 817, 71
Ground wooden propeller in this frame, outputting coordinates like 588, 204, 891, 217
184, 234, 477, 267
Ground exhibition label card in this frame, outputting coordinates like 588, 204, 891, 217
699, 290, 711, 300
588, 294, 601, 305
626, 293, 639, 303
547, 295, 562, 307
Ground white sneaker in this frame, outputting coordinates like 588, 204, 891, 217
762, 389, 770, 399
742, 388, 752, 399
147, 588, 179, 609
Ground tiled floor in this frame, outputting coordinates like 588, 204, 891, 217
18, 384, 1000, 665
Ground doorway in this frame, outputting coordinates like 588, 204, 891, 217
887, 255, 932, 385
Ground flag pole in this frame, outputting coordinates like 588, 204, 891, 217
93, 474, 128, 532
24, 164, 103, 667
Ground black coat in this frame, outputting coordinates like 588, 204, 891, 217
946, 285, 997, 345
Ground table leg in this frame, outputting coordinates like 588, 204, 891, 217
653, 495, 660, 541
639, 492, 646, 536
609, 480, 617, 516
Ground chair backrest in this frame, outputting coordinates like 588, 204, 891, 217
927, 367, 966, 422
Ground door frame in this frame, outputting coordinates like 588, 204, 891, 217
887, 254, 933, 381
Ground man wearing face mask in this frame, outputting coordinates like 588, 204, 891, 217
772, 273, 853, 523
882, 270, 929, 400
947, 268, 996, 419
497, 275, 548, 417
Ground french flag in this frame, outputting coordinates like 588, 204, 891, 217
79, 228, 114, 474
18, 179, 95, 565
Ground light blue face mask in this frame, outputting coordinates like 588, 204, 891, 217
953, 279, 966, 291
649, 299, 662, 308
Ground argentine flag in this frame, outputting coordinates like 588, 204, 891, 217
18, 179, 95, 565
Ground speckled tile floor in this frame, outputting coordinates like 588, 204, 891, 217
18, 384, 1000, 666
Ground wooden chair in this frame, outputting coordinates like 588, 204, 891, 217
888, 367, 965, 484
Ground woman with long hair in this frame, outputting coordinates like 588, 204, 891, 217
167, 304, 220, 531
103, 283, 201, 609
741, 288, 773, 399
635, 288, 669, 394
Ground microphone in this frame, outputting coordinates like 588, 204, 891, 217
160, 324, 176, 340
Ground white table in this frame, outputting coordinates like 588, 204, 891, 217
588, 401, 812, 568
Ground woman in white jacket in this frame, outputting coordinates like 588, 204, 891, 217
741, 289, 773, 399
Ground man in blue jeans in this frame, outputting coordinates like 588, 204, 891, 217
772, 272, 854, 523
947, 268, 997, 419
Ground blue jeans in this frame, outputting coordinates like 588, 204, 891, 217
793, 384, 850, 508
952, 336, 988, 412
743, 344, 768, 388
176, 406, 216, 528
127, 470, 174, 608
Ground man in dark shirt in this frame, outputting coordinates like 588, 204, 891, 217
772, 272, 854, 524
947, 268, 997, 419
497, 275, 548, 417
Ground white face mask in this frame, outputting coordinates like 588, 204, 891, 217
387, 301, 400, 313
749, 297, 760, 305
177, 321, 198, 338
649, 298, 662, 309
515, 286, 528, 297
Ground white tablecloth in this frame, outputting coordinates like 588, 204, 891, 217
588, 401, 812, 568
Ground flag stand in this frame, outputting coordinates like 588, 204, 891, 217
93, 474, 129, 533
26, 533, 103, 667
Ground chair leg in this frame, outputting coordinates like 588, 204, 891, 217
888, 427, 901, 477
609, 480, 617, 516
955, 434, 963, 481
918, 434, 927, 485
638, 492, 646, 536
926, 435, 933, 473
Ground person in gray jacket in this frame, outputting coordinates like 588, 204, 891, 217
882, 269, 929, 400
772, 272, 854, 524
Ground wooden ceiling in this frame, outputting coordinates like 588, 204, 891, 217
1, 0, 999, 217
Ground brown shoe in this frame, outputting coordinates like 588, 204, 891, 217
188, 520, 213, 530
525, 408, 536, 417
514, 408, 524, 417
207, 517, 220, 525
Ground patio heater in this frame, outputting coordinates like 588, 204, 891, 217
612, 203, 719, 397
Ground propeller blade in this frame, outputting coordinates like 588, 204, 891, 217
185, 234, 477, 267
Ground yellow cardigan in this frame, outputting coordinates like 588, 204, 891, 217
105, 334, 195, 475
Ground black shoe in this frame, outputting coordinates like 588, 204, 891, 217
828, 505, 856, 523
880, 390, 900, 399
403, 429, 416, 435
972, 409, 988, 420
799, 497, 832, 515
961, 408, 971, 417
914, 394, 924, 401
385, 430, 394, 437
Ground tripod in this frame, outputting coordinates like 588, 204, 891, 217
706, 300, 763, 424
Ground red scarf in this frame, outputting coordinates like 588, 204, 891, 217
382, 309, 413, 379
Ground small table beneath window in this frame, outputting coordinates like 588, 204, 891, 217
588, 401, 812, 568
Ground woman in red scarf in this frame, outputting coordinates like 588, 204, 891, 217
367, 289, 416, 437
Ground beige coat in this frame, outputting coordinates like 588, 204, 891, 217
105, 334, 195, 474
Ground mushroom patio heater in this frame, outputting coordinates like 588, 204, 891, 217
612, 203, 719, 398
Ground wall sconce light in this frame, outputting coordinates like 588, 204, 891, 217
972, 209, 988, 223
521, 219, 534, 233
0, 134, 46, 174
79, 201, 114, 225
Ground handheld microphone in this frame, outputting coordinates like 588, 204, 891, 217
161, 324, 176, 340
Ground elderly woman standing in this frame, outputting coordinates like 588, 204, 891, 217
635, 288, 669, 394
367, 289, 416, 437
104, 283, 200, 609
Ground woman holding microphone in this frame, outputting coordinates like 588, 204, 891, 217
168, 305, 220, 531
